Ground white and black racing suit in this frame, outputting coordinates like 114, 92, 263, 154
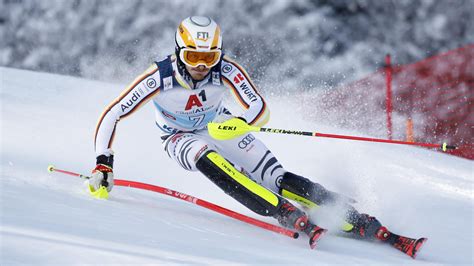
94, 54, 379, 237
94, 54, 286, 194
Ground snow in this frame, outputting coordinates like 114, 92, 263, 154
1, 67, 473, 264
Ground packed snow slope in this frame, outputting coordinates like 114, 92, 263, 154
1, 67, 473, 265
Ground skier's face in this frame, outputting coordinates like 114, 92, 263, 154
185, 65, 210, 81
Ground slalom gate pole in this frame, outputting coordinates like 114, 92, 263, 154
207, 119, 457, 151
47, 165, 299, 239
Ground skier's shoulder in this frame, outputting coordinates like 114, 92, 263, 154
221, 55, 241, 73
127, 54, 176, 92
124, 63, 160, 93
151, 54, 177, 82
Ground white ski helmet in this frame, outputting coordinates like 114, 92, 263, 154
175, 16, 222, 68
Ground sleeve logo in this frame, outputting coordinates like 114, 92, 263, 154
121, 91, 142, 112
146, 78, 157, 88
222, 64, 233, 73
233, 73, 244, 84
197, 32, 209, 41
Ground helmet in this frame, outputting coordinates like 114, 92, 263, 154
175, 16, 222, 68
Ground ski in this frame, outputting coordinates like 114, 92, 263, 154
307, 225, 328, 249
377, 226, 427, 259
392, 235, 427, 259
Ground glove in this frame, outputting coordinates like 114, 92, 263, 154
89, 154, 114, 192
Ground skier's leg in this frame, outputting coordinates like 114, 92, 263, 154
199, 130, 286, 194
162, 132, 214, 171
194, 128, 384, 240
203, 109, 286, 193
201, 126, 354, 210
162, 132, 322, 240
196, 149, 293, 218
163, 132, 275, 214
278, 171, 429, 256
279, 171, 343, 207
163, 132, 284, 215
279, 171, 385, 240
195, 149, 327, 248
187, 126, 424, 252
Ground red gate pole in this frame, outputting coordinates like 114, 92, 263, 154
385, 54, 393, 140
47, 166, 299, 239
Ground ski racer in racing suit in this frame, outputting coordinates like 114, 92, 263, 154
90, 16, 413, 250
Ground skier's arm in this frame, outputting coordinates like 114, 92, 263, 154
221, 56, 270, 127
94, 64, 161, 156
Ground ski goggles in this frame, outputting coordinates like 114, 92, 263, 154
179, 49, 221, 68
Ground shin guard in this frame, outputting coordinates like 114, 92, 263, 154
196, 150, 281, 216
279, 172, 336, 208
280, 172, 377, 234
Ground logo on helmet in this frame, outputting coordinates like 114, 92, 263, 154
197, 32, 209, 41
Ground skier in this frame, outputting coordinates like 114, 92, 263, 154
90, 16, 426, 255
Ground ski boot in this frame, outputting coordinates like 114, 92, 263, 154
275, 200, 327, 249
344, 211, 383, 240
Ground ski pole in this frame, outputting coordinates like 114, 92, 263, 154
47, 165, 299, 239
207, 119, 457, 151
48, 166, 110, 199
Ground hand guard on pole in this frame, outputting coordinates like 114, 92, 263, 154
208, 117, 256, 140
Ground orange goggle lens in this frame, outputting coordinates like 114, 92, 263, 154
181, 50, 221, 67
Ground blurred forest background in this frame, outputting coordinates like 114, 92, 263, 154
1, 0, 473, 91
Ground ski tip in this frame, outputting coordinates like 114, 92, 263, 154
47, 165, 55, 173
309, 228, 328, 249
411, 237, 428, 259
